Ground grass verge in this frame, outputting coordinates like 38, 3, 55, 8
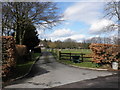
58, 60, 100, 68
11, 53, 41, 79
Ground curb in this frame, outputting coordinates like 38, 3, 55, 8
58, 61, 119, 72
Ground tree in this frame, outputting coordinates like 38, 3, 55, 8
22, 24, 40, 51
2, 2, 62, 44
48, 42, 57, 49
63, 38, 78, 49
55, 40, 63, 49
104, 0, 120, 45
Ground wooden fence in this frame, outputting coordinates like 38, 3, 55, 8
59, 51, 92, 62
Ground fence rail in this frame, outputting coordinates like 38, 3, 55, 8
59, 51, 92, 62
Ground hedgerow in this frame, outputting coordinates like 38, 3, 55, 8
2, 36, 16, 80
90, 43, 120, 64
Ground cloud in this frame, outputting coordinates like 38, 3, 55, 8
89, 19, 114, 34
45, 28, 85, 42
48, 28, 75, 37
64, 2, 103, 24
68, 34, 85, 41
63, 2, 116, 35
49, 34, 85, 42
37, 30, 44, 35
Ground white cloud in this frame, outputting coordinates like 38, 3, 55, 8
68, 34, 85, 40
64, 2, 103, 24
37, 30, 44, 35
63, 2, 116, 35
89, 19, 114, 34
49, 28, 75, 37
45, 28, 85, 42
50, 34, 85, 41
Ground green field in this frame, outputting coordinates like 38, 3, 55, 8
60, 49, 92, 54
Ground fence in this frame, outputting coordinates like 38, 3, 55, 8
59, 51, 92, 62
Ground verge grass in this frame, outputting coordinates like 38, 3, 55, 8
12, 53, 41, 79
58, 60, 100, 68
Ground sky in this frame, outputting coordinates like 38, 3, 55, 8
37, 0, 118, 42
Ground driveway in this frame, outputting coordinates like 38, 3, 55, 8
5, 52, 117, 89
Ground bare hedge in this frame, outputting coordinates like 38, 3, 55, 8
90, 43, 120, 64
1, 36, 16, 78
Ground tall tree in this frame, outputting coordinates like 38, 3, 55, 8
2, 2, 62, 44
23, 24, 40, 51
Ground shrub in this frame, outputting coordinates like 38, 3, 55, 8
15, 45, 30, 64
33, 46, 41, 53
90, 43, 120, 64
15, 45, 27, 56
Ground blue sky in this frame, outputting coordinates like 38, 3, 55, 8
37, 1, 117, 42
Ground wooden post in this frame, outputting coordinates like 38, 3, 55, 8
70, 53, 71, 61
59, 51, 61, 60
81, 54, 83, 62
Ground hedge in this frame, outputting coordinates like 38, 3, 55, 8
15, 45, 29, 64
1, 36, 16, 79
90, 43, 120, 64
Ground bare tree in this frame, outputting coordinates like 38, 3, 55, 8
2, 2, 62, 44
104, 0, 120, 45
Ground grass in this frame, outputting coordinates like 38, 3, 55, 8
60, 49, 92, 54
11, 53, 41, 79
32, 53, 41, 60
12, 61, 34, 78
58, 60, 100, 68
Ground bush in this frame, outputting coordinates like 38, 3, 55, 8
33, 46, 41, 53
1, 36, 16, 80
90, 43, 120, 64
15, 45, 30, 64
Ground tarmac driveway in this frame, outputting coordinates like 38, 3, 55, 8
5, 52, 117, 89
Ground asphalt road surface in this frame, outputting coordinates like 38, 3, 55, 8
4, 52, 117, 89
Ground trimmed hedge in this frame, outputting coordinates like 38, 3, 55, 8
15, 45, 27, 56
90, 43, 120, 64
2, 36, 16, 79
15, 45, 29, 64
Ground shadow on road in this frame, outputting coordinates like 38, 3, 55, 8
5, 53, 50, 86
25, 64, 49, 78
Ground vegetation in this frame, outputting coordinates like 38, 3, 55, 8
49, 48, 94, 65
2, 36, 16, 81
60, 49, 92, 54
58, 60, 100, 68
22, 24, 40, 51
2, 2, 62, 45
90, 43, 120, 64
2, 2, 62, 83
11, 53, 41, 80
41, 38, 92, 49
